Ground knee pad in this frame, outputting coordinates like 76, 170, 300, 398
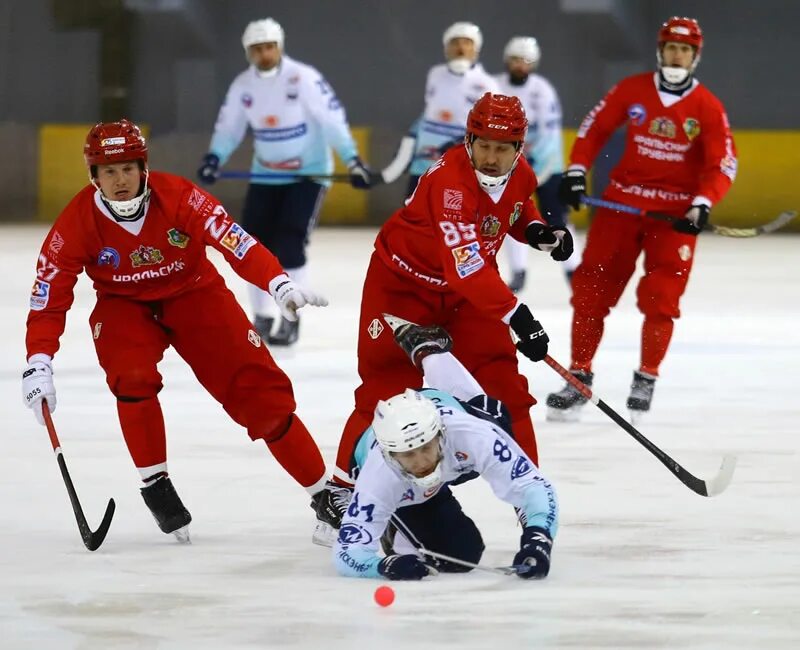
224, 365, 295, 435
108, 366, 162, 401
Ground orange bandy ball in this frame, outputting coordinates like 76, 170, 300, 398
374, 585, 395, 607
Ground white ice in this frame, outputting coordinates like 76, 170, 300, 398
1, 225, 799, 649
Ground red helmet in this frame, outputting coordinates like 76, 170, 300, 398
658, 16, 703, 55
84, 119, 148, 170
466, 93, 527, 143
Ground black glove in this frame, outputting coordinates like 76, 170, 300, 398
513, 526, 553, 579
673, 203, 710, 236
558, 168, 586, 210
509, 304, 549, 362
197, 153, 220, 185
378, 554, 437, 581
525, 222, 574, 262
348, 157, 376, 189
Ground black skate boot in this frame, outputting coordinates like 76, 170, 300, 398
253, 315, 274, 341
140, 476, 192, 543
383, 313, 452, 369
507, 270, 526, 294
310, 480, 353, 547
626, 370, 656, 423
268, 315, 299, 346
545, 370, 593, 422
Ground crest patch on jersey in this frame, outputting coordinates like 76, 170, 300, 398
509, 201, 523, 226
510, 456, 533, 480
455, 451, 469, 462
452, 242, 484, 278
97, 247, 120, 269
130, 245, 164, 268
241, 93, 253, 108
480, 215, 501, 238
443, 188, 463, 211
30, 279, 50, 311
166, 228, 190, 248
187, 188, 208, 212
683, 118, 701, 140
368, 318, 384, 340
627, 103, 647, 126
264, 115, 279, 127
649, 117, 676, 139
220, 223, 257, 259
248, 329, 261, 348
48, 231, 65, 255
338, 523, 374, 546
400, 488, 415, 503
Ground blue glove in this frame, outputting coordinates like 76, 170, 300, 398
513, 526, 553, 579
197, 153, 220, 185
525, 222, 574, 262
348, 157, 377, 189
378, 554, 437, 581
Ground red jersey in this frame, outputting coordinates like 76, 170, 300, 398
571, 72, 737, 212
26, 171, 284, 358
374, 146, 544, 321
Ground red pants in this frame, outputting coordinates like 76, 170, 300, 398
89, 276, 324, 488
334, 254, 537, 482
570, 206, 698, 376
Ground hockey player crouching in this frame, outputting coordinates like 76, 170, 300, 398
332, 319, 558, 580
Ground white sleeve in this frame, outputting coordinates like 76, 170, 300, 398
299, 67, 359, 164
529, 78, 564, 182
209, 76, 250, 166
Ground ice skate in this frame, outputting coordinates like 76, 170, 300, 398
140, 476, 192, 543
253, 315, 274, 341
310, 480, 353, 547
383, 313, 452, 369
627, 370, 656, 424
507, 270, 526, 294
268, 315, 299, 346
545, 370, 593, 422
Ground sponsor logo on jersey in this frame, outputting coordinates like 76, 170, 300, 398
113, 259, 185, 283
678, 244, 692, 261
648, 117, 677, 138
97, 247, 121, 269
452, 242, 484, 278
248, 329, 261, 348
510, 456, 533, 480
100, 137, 126, 146
257, 157, 302, 170
166, 228, 190, 248
627, 103, 647, 126
241, 93, 253, 108
509, 201, 523, 226
30, 279, 50, 311
104, 148, 125, 155
423, 483, 443, 498
488, 123, 509, 130
337, 523, 373, 546
220, 223, 257, 259
93, 322, 102, 340
443, 188, 463, 211
263, 115, 279, 127
130, 245, 164, 268
48, 231, 65, 255
480, 215, 501, 238
187, 188, 209, 212
253, 124, 308, 142
438, 109, 453, 123
455, 451, 469, 462
368, 318, 384, 340
400, 488, 415, 503
683, 118, 701, 140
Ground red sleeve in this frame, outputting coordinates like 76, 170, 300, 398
176, 182, 285, 288
426, 174, 519, 322
696, 97, 737, 204
25, 207, 89, 359
570, 81, 630, 169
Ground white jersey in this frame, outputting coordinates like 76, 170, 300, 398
209, 54, 359, 185
494, 72, 564, 184
408, 63, 499, 176
333, 388, 559, 578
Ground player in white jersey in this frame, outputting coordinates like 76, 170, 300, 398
197, 18, 375, 345
379, 22, 499, 196
495, 37, 582, 292
331, 319, 558, 580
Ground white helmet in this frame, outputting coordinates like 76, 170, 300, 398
443, 21, 483, 52
504, 36, 541, 66
373, 389, 445, 489
242, 18, 284, 53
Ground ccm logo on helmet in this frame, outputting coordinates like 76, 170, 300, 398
488, 124, 509, 130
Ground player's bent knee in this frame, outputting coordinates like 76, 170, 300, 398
108, 369, 162, 401
247, 413, 294, 443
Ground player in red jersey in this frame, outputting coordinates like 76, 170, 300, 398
310, 93, 574, 545
547, 16, 737, 422
21, 119, 330, 542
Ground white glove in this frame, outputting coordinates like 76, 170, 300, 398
268, 274, 329, 322
22, 353, 56, 426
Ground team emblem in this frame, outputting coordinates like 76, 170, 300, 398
509, 201, 523, 226
93, 322, 103, 340
627, 103, 647, 126
368, 318, 384, 340
649, 117, 676, 138
480, 215, 501, 238
97, 247, 120, 269
683, 118, 701, 140
241, 93, 253, 108
248, 329, 261, 348
166, 228, 190, 248
129, 245, 164, 268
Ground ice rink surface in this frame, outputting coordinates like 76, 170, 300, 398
1, 225, 798, 649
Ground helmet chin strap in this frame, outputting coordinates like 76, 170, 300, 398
467, 139, 522, 191
94, 171, 151, 222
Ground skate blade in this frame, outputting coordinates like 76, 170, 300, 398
173, 525, 191, 544
546, 406, 583, 422
312, 521, 337, 548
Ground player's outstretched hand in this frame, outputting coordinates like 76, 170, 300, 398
525, 222, 574, 261
509, 304, 549, 362
22, 354, 56, 426
513, 526, 553, 579
378, 554, 438, 581
268, 274, 328, 321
